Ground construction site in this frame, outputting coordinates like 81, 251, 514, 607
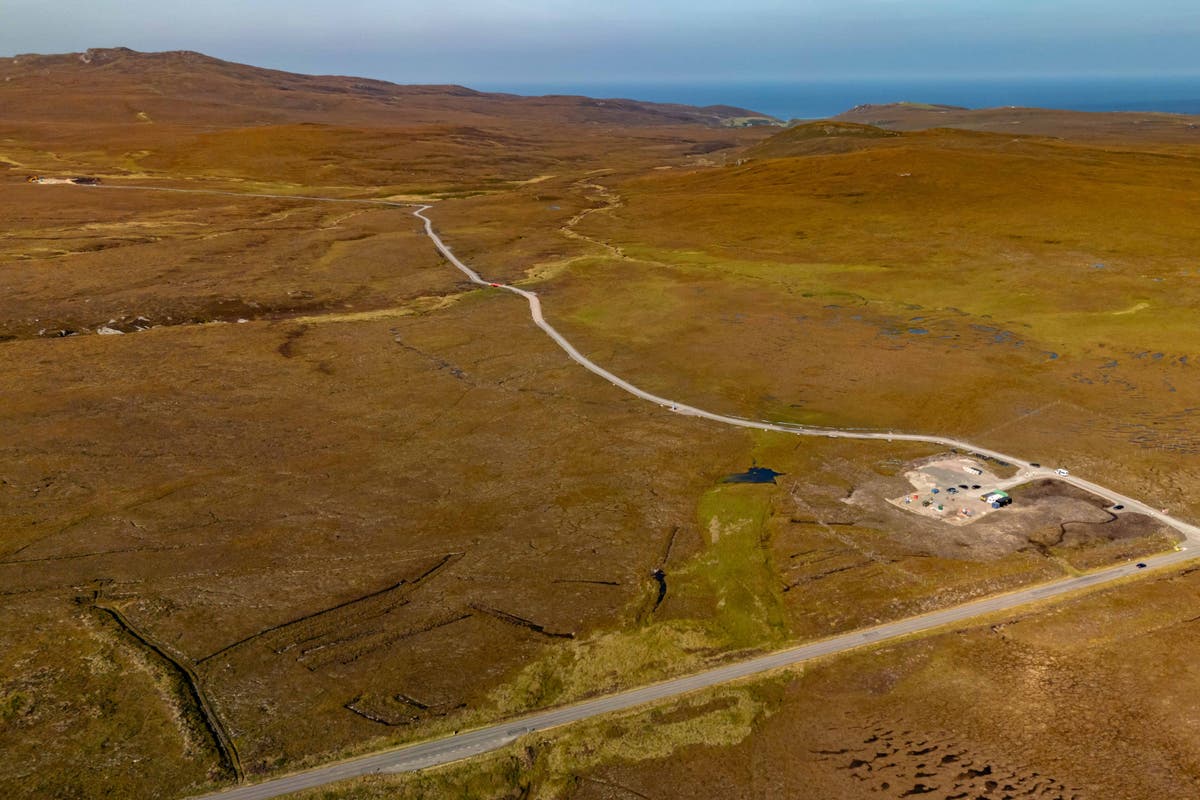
888, 455, 1027, 526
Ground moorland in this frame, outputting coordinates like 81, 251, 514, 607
3, 47, 1200, 800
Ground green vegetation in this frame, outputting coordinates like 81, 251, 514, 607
296, 679, 786, 800
676, 484, 787, 647
0, 601, 216, 798
547, 565, 1200, 799
5, 49, 1199, 800
533, 126, 1200, 518
482, 459, 786, 719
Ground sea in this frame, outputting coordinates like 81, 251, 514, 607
471, 76, 1200, 121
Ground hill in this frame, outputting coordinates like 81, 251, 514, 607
0, 48, 776, 192
546, 117, 1200, 482
743, 120, 901, 159
834, 101, 1200, 143
6, 48, 1200, 800
0, 47, 773, 129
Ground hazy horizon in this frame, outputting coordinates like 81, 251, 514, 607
474, 74, 1200, 121
5, 1, 1200, 86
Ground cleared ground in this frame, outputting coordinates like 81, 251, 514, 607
888, 454, 1011, 525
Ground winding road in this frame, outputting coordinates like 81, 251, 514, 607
45, 183, 1199, 799
411, 205, 1200, 545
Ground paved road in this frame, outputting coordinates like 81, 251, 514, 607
191, 546, 1195, 800
49, 185, 1198, 798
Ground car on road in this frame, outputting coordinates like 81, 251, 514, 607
1055, 468, 1070, 476
1137, 562, 1147, 569
489, 282, 500, 287
1112, 504, 1124, 510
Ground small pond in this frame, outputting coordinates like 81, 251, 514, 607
722, 466, 784, 484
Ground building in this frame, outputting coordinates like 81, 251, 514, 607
982, 490, 1012, 507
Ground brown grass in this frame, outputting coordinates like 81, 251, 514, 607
278, 565, 1200, 800
566, 564, 1200, 799
3, 50, 1197, 800
512, 125, 1200, 524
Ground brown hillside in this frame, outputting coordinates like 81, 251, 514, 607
834, 101, 1200, 143
550, 120, 1200, 494
0, 48, 774, 191
744, 121, 902, 159
8, 48, 1200, 800
0, 47, 771, 129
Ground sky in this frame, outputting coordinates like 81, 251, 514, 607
4, 0, 1200, 86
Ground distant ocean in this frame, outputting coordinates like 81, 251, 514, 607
472, 76, 1200, 121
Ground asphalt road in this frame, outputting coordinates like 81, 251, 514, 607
51, 186, 1198, 798
191, 546, 1195, 800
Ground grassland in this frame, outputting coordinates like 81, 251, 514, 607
0, 53, 778, 794
291, 677, 788, 800
483, 125, 1200, 526
1, 209, 1150, 795
573, 561, 1200, 799
277, 562, 1200, 799
0, 185, 460, 341
3, 49, 1199, 800
835, 101, 1200, 144
0, 267, 754, 794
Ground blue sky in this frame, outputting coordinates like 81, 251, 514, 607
4, 0, 1199, 84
